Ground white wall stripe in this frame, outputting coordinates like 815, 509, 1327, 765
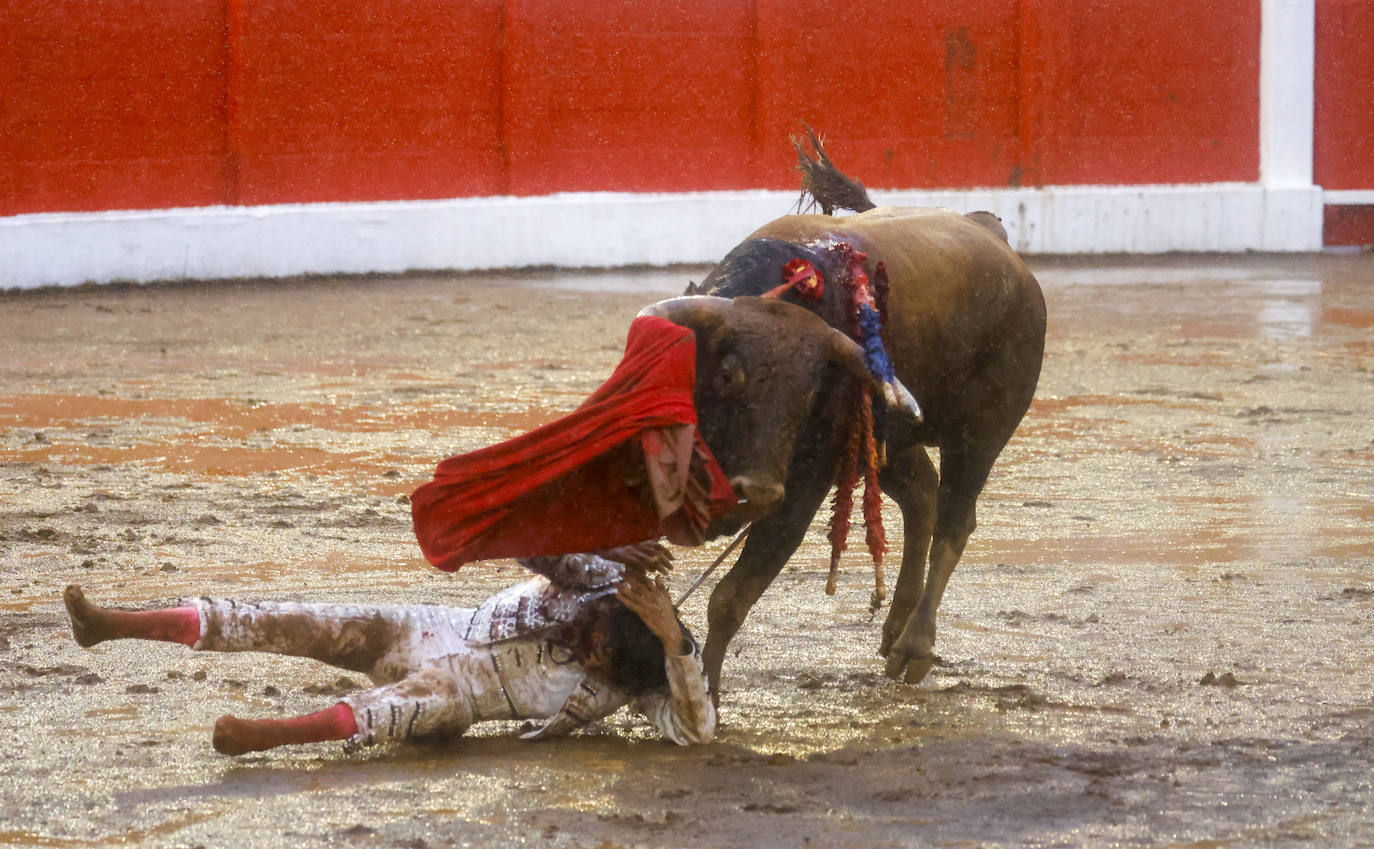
1260, 0, 1316, 189
1323, 190, 1374, 205
0, 183, 1325, 289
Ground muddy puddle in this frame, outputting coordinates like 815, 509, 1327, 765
2, 255, 1372, 847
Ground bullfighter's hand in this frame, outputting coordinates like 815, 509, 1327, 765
616, 570, 690, 655
598, 541, 673, 574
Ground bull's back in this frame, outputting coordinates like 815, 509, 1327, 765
748, 207, 1036, 328
750, 207, 1046, 437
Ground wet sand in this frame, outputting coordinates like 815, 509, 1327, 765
1, 255, 1372, 847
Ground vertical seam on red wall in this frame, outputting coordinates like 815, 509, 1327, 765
746, 0, 762, 183
1014, 0, 1041, 187
497, 0, 514, 195
224, 0, 244, 206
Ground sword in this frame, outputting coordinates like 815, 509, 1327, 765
674, 522, 751, 609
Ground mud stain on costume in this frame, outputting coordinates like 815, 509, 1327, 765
196, 601, 407, 676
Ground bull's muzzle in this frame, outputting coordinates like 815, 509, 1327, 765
728, 476, 785, 519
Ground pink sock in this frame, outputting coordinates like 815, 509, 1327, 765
214, 703, 358, 755
65, 585, 201, 648
119, 605, 202, 647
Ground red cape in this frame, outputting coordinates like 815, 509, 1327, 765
411, 316, 737, 571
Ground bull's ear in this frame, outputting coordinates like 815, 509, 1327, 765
637, 296, 732, 335
826, 329, 924, 423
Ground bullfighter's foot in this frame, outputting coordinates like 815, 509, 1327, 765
213, 715, 271, 755
62, 583, 200, 648
63, 585, 110, 647
214, 703, 357, 755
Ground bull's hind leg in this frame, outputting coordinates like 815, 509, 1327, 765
883, 442, 997, 684
703, 472, 834, 703
877, 445, 939, 658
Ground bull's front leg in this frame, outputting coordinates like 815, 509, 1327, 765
703, 474, 834, 703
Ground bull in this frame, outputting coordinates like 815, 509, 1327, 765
641, 138, 1046, 697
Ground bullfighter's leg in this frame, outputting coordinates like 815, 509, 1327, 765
883, 442, 996, 684
213, 660, 479, 755
65, 585, 471, 684
876, 444, 939, 658
704, 470, 835, 703
64, 585, 200, 648
212, 703, 358, 755
192, 598, 474, 683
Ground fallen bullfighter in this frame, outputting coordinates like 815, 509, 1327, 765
63, 542, 715, 755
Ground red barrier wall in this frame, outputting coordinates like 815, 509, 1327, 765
233, 0, 508, 204
1029, 0, 1259, 186
1, 1, 1262, 216
1316, 0, 1374, 246
1316, 0, 1374, 191
1, 0, 229, 214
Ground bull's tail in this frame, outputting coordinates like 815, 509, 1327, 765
793, 125, 876, 216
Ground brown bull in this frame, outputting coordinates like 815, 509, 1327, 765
647, 147, 1046, 696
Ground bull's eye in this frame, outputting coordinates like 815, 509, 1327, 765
715, 353, 746, 394
717, 365, 746, 393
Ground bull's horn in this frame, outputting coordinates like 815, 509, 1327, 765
884, 380, 924, 423
637, 296, 732, 330
827, 329, 923, 423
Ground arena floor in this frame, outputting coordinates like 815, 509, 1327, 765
2, 253, 1372, 848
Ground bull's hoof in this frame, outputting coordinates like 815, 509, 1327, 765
903, 655, 936, 685
884, 651, 936, 685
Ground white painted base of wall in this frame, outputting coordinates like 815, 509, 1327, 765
879, 183, 1323, 255
1, 183, 1324, 289
1325, 190, 1374, 205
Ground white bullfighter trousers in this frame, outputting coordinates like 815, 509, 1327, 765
188, 572, 715, 749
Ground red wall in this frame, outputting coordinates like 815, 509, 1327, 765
1316, 0, 1374, 191
2, 0, 1262, 216
1316, 0, 1374, 246
1, 1, 230, 214
233, 0, 508, 204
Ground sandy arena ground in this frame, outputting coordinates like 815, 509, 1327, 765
1, 253, 1372, 848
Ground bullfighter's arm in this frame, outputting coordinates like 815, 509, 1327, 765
617, 571, 716, 745
518, 651, 715, 745
516, 552, 621, 590
632, 639, 717, 745
517, 542, 673, 590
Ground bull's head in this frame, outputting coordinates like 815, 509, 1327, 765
638, 295, 920, 525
